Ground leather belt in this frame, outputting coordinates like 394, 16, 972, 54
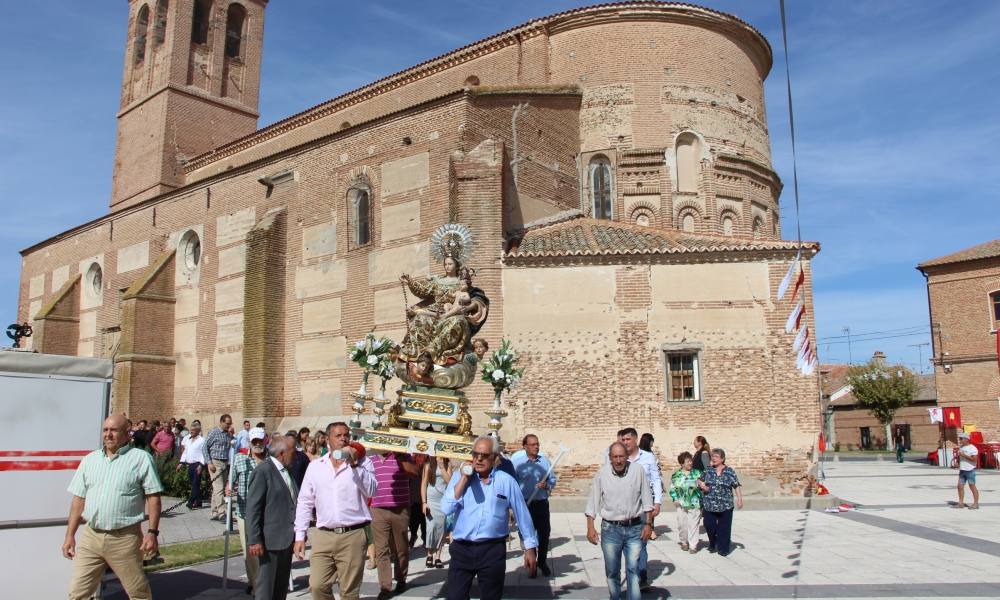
603, 516, 642, 527
453, 537, 506, 546
319, 521, 369, 534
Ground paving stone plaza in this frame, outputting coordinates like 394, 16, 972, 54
102, 457, 999, 599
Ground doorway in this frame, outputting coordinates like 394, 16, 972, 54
860, 427, 871, 450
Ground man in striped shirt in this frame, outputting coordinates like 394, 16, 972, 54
226, 426, 268, 595
368, 451, 421, 600
205, 413, 234, 520
63, 414, 164, 600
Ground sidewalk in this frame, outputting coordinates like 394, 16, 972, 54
104, 460, 1000, 599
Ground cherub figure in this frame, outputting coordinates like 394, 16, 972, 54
472, 338, 489, 360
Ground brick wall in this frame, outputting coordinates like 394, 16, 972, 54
923, 257, 1000, 438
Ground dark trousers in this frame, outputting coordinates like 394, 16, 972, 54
704, 509, 734, 555
408, 501, 426, 545
254, 545, 292, 600
527, 500, 551, 565
187, 463, 203, 507
446, 538, 506, 600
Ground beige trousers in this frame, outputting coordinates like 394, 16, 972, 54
68, 523, 151, 600
308, 527, 367, 600
210, 459, 229, 517
371, 506, 410, 592
235, 515, 259, 590
676, 507, 702, 548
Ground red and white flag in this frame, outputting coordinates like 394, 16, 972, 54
797, 340, 812, 369
785, 301, 804, 333
777, 250, 801, 301
790, 269, 805, 303
793, 326, 809, 353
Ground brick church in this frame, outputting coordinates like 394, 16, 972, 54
17, 1, 821, 492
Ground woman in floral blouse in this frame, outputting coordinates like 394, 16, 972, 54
696, 448, 743, 556
669, 451, 703, 553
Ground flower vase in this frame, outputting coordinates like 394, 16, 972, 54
372, 379, 389, 428
357, 371, 370, 397
485, 387, 508, 437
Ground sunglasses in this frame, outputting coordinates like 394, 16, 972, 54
471, 451, 493, 460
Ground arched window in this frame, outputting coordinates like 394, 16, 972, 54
224, 4, 246, 58
179, 230, 202, 273
721, 214, 735, 236
991, 291, 1000, 330
133, 5, 150, 64
675, 132, 701, 193
153, 0, 168, 46
589, 156, 613, 220
680, 212, 696, 233
752, 216, 764, 239
349, 186, 372, 247
191, 0, 212, 45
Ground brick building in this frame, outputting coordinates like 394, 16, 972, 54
821, 361, 939, 452
918, 238, 1000, 441
18, 2, 821, 492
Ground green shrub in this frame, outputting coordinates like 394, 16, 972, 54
155, 455, 211, 499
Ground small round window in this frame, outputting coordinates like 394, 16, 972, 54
179, 230, 201, 272
85, 263, 102, 296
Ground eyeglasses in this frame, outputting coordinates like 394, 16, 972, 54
471, 451, 493, 460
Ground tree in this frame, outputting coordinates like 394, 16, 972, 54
846, 358, 919, 450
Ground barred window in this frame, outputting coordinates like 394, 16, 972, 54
664, 350, 701, 402
589, 156, 613, 220
349, 186, 372, 248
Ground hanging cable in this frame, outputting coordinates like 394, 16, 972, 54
779, 0, 803, 247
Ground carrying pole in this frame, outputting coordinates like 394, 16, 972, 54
221, 441, 237, 590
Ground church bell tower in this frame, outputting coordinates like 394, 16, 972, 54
111, 0, 267, 210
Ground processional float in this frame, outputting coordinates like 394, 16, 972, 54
347, 224, 523, 459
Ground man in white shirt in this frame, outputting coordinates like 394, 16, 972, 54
956, 431, 980, 509
178, 420, 208, 509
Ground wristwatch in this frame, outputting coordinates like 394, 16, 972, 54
147, 529, 159, 536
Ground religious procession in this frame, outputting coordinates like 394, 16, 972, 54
4, 1, 998, 600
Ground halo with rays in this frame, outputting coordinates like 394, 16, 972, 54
430, 223, 474, 264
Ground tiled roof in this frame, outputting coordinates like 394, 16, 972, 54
918, 238, 1000, 269
825, 370, 937, 407
506, 217, 818, 258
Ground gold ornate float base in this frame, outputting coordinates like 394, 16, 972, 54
359, 427, 474, 460
357, 384, 475, 459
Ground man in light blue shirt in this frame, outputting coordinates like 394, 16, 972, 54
233, 419, 252, 452
510, 434, 557, 577
441, 436, 538, 600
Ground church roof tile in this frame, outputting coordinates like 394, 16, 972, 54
917, 238, 1000, 269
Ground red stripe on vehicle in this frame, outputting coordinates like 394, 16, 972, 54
0, 450, 91, 457
0, 460, 82, 471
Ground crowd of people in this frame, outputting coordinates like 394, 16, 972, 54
64, 415, 745, 600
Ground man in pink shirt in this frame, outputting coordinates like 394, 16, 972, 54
369, 450, 421, 599
293, 422, 377, 600
151, 423, 175, 458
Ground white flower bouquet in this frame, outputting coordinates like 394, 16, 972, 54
480, 338, 524, 394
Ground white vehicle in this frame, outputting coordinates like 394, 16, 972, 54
0, 350, 112, 599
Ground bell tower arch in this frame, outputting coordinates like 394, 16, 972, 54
112, 0, 267, 210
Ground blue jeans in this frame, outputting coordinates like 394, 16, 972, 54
637, 512, 649, 582
600, 520, 642, 600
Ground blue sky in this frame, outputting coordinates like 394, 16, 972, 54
2, 1, 998, 372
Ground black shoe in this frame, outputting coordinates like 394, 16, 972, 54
539, 563, 551, 576
394, 582, 407, 595
708, 546, 717, 553
377, 591, 393, 600
639, 579, 652, 591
